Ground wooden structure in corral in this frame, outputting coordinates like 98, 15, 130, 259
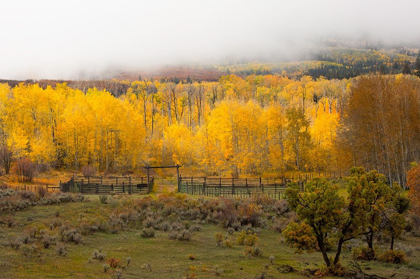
178, 175, 308, 199
60, 175, 153, 194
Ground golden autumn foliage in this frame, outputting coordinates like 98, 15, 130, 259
0, 74, 418, 179
408, 163, 420, 214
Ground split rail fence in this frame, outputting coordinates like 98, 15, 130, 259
178, 176, 308, 199
60, 176, 153, 195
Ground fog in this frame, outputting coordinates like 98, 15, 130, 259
1, 0, 419, 80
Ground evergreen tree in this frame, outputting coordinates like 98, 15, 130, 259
402, 61, 411, 75
414, 56, 420, 77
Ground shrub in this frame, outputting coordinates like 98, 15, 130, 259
169, 230, 193, 241
37, 186, 48, 198
8, 236, 23, 250
190, 225, 202, 232
160, 222, 172, 232
81, 165, 96, 177
378, 250, 408, 264
215, 232, 224, 246
245, 246, 263, 257
21, 244, 41, 258
20, 191, 36, 200
55, 242, 67, 256
236, 230, 258, 246
188, 254, 196, 260
98, 195, 108, 204
224, 239, 233, 248
103, 264, 110, 273
13, 158, 36, 182
107, 257, 121, 268
60, 227, 83, 244
41, 234, 55, 249
178, 230, 193, 241
314, 263, 346, 277
92, 249, 106, 261
274, 200, 290, 216
141, 228, 155, 238
213, 265, 224, 276
352, 246, 376, 260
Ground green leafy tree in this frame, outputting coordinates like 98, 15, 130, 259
383, 185, 410, 250
283, 178, 366, 269
347, 167, 393, 255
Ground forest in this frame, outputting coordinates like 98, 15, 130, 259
0, 70, 419, 187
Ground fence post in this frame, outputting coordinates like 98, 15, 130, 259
123, 182, 125, 193
219, 177, 222, 196
203, 177, 206, 195
95, 183, 99, 194
81, 180, 83, 193
232, 177, 235, 195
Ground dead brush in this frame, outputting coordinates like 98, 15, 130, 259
37, 186, 48, 198
107, 257, 121, 268
55, 242, 67, 256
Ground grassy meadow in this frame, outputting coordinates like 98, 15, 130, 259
1, 191, 420, 279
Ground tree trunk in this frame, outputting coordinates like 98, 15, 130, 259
390, 236, 395, 250
334, 238, 344, 265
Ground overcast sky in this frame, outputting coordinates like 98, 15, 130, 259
1, 0, 419, 79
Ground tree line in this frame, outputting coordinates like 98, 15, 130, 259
0, 74, 418, 184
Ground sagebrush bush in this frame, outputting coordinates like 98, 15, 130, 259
378, 250, 408, 264
160, 222, 172, 231
98, 195, 108, 204
41, 234, 55, 248
141, 228, 155, 238
244, 246, 263, 257
55, 242, 67, 256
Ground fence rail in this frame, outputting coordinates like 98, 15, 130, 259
178, 176, 305, 199
60, 176, 153, 195
0, 184, 58, 193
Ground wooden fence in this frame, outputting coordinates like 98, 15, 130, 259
178, 176, 305, 199
60, 175, 153, 195
0, 184, 59, 193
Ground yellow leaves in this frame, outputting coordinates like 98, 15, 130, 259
0, 73, 350, 173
